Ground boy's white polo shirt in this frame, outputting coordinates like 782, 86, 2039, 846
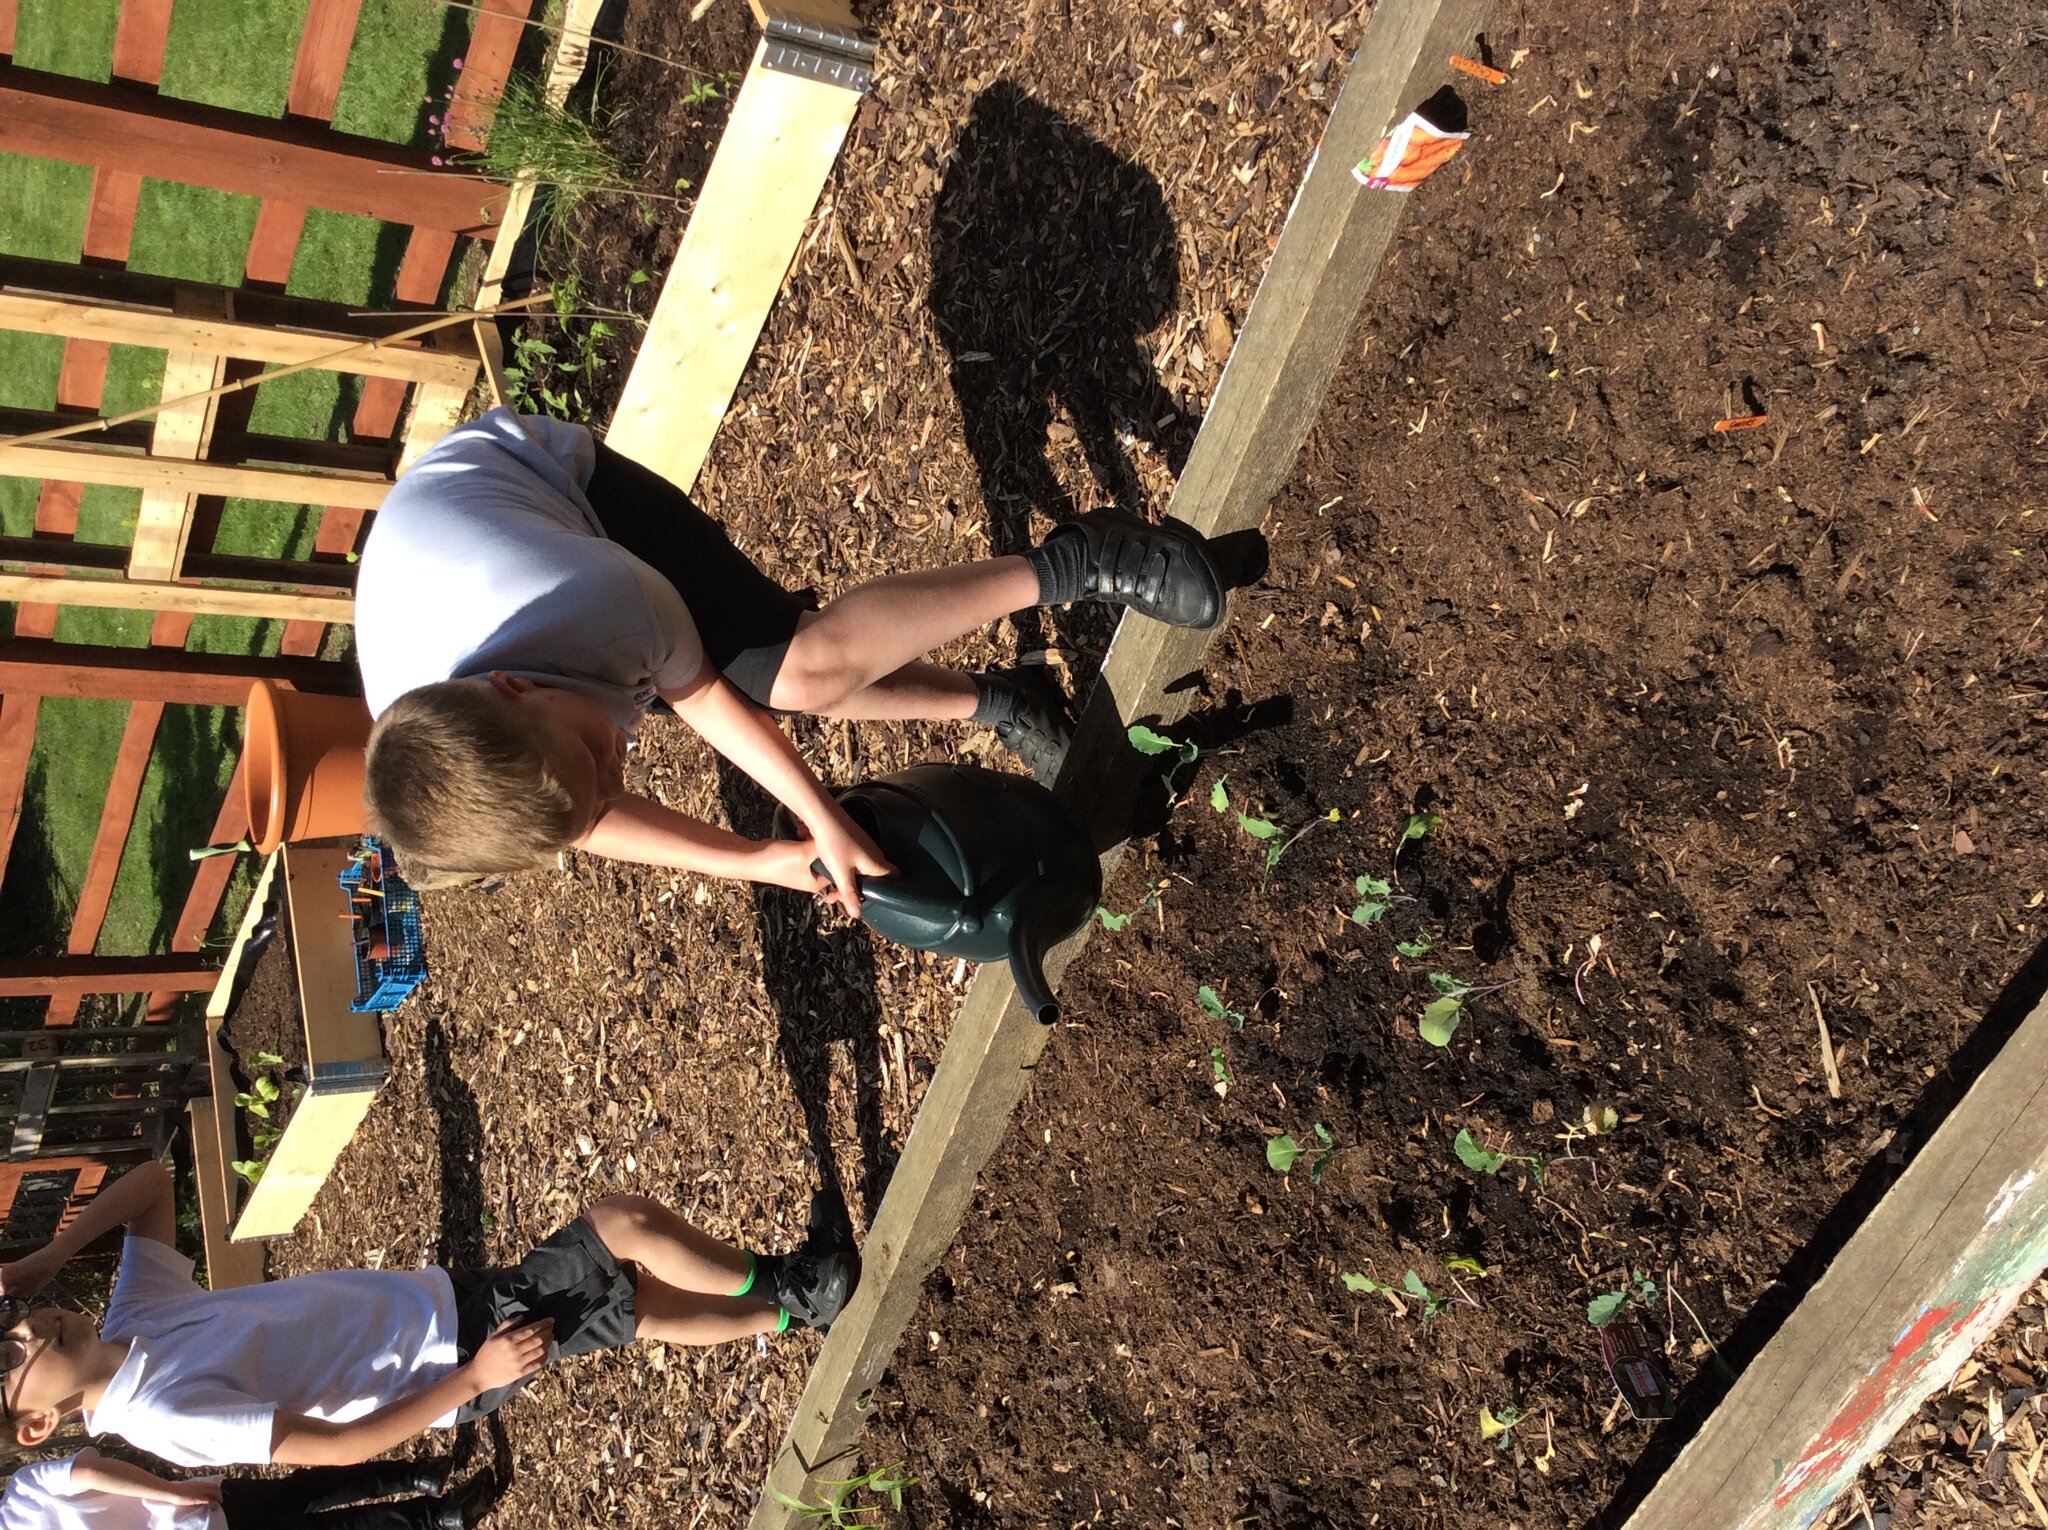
354, 407, 707, 730
85, 1237, 462, 1467
0, 1451, 223, 1530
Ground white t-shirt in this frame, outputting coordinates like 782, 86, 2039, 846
354, 408, 706, 730
0, 1452, 224, 1530
84, 1238, 462, 1468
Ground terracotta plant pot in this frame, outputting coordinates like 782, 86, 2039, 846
243, 682, 374, 853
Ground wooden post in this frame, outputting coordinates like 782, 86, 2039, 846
1621, 984, 2048, 1530
0, 255, 481, 389
0, 573, 353, 625
0, 957, 215, 999
128, 294, 228, 582
606, 6, 870, 491
0, 639, 357, 705
0, 61, 504, 234
0, 441, 390, 510
748, 3, 1488, 1520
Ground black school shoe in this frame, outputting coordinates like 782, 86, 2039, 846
771, 1247, 859, 1331
1055, 508, 1227, 630
978, 667, 1075, 785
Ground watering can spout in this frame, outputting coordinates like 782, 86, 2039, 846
1008, 899, 1064, 1025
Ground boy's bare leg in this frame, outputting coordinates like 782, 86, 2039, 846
769, 557, 1039, 713
584, 1195, 752, 1295
632, 1277, 783, 1345
816, 660, 977, 721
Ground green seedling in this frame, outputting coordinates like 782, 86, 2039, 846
1209, 1046, 1230, 1099
1480, 1403, 1525, 1447
1416, 973, 1516, 1047
1128, 724, 1199, 764
1446, 1254, 1489, 1279
1452, 1128, 1547, 1186
1345, 1269, 1452, 1321
1095, 887, 1160, 931
1395, 934, 1434, 957
234, 1076, 281, 1120
1267, 1123, 1334, 1181
770, 1461, 917, 1528
1587, 1271, 1661, 1327
1397, 809, 1444, 849
1197, 985, 1247, 1032
188, 837, 254, 862
1352, 874, 1395, 925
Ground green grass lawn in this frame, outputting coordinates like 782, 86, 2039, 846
0, 0, 471, 998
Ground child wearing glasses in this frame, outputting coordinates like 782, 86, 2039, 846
0, 1161, 853, 1470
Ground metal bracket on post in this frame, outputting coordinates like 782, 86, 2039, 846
758, 10, 876, 92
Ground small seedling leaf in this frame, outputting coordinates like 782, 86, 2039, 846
1454, 1128, 1506, 1174
1342, 1272, 1383, 1293
1419, 996, 1464, 1046
1446, 1255, 1488, 1278
1313, 1123, 1333, 1146
1236, 812, 1280, 840
1352, 899, 1391, 926
1587, 1290, 1629, 1327
1356, 874, 1392, 897
1480, 1405, 1512, 1440
1209, 778, 1230, 812
1196, 985, 1228, 1020
1396, 935, 1434, 957
1127, 724, 1181, 756
1399, 809, 1445, 847
253, 1051, 284, 1068
1096, 905, 1134, 932
1266, 1135, 1303, 1172
255, 1077, 280, 1102
1429, 972, 1473, 997
1402, 1270, 1430, 1298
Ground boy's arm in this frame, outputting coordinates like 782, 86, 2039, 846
658, 669, 894, 918
574, 796, 818, 890
66, 1454, 221, 1508
0, 1159, 174, 1301
269, 1318, 550, 1467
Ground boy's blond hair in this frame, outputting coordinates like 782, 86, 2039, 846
363, 681, 578, 877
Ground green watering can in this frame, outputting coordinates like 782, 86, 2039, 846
780, 763, 1100, 1023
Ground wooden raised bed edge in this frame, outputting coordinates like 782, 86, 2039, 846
747, 2, 1493, 1520
1607, 943, 2048, 1530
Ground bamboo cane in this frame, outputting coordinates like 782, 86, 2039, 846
0, 291, 551, 453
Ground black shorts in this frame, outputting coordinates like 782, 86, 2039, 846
445, 1216, 639, 1421
584, 442, 816, 708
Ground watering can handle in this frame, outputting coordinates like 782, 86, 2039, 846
808, 858, 983, 936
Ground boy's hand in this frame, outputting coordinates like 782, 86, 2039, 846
0, 1246, 59, 1304
467, 1317, 553, 1393
175, 1482, 224, 1508
808, 807, 896, 921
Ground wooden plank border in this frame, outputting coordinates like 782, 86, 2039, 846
1622, 980, 2048, 1529
748, 2, 1489, 1519
606, 5, 868, 491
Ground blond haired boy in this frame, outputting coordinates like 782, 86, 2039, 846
354, 410, 1224, 907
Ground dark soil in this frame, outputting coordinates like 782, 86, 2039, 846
255, 0, 2047, 1527
879, 3, 2048, 1527
218, 920, 307, 1171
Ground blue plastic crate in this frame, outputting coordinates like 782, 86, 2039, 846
337, 838, 426, 1012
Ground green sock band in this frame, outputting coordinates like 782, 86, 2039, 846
731, 1252, 757, 1299
775, 1308, 791, 1334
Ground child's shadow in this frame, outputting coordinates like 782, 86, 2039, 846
714, 756, 895, 1233
929, 82, 1193, 666
422, 1018, 513, 1501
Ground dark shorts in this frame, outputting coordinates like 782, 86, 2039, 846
445, 1216, 638, 1421
585, 442, 816, 708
